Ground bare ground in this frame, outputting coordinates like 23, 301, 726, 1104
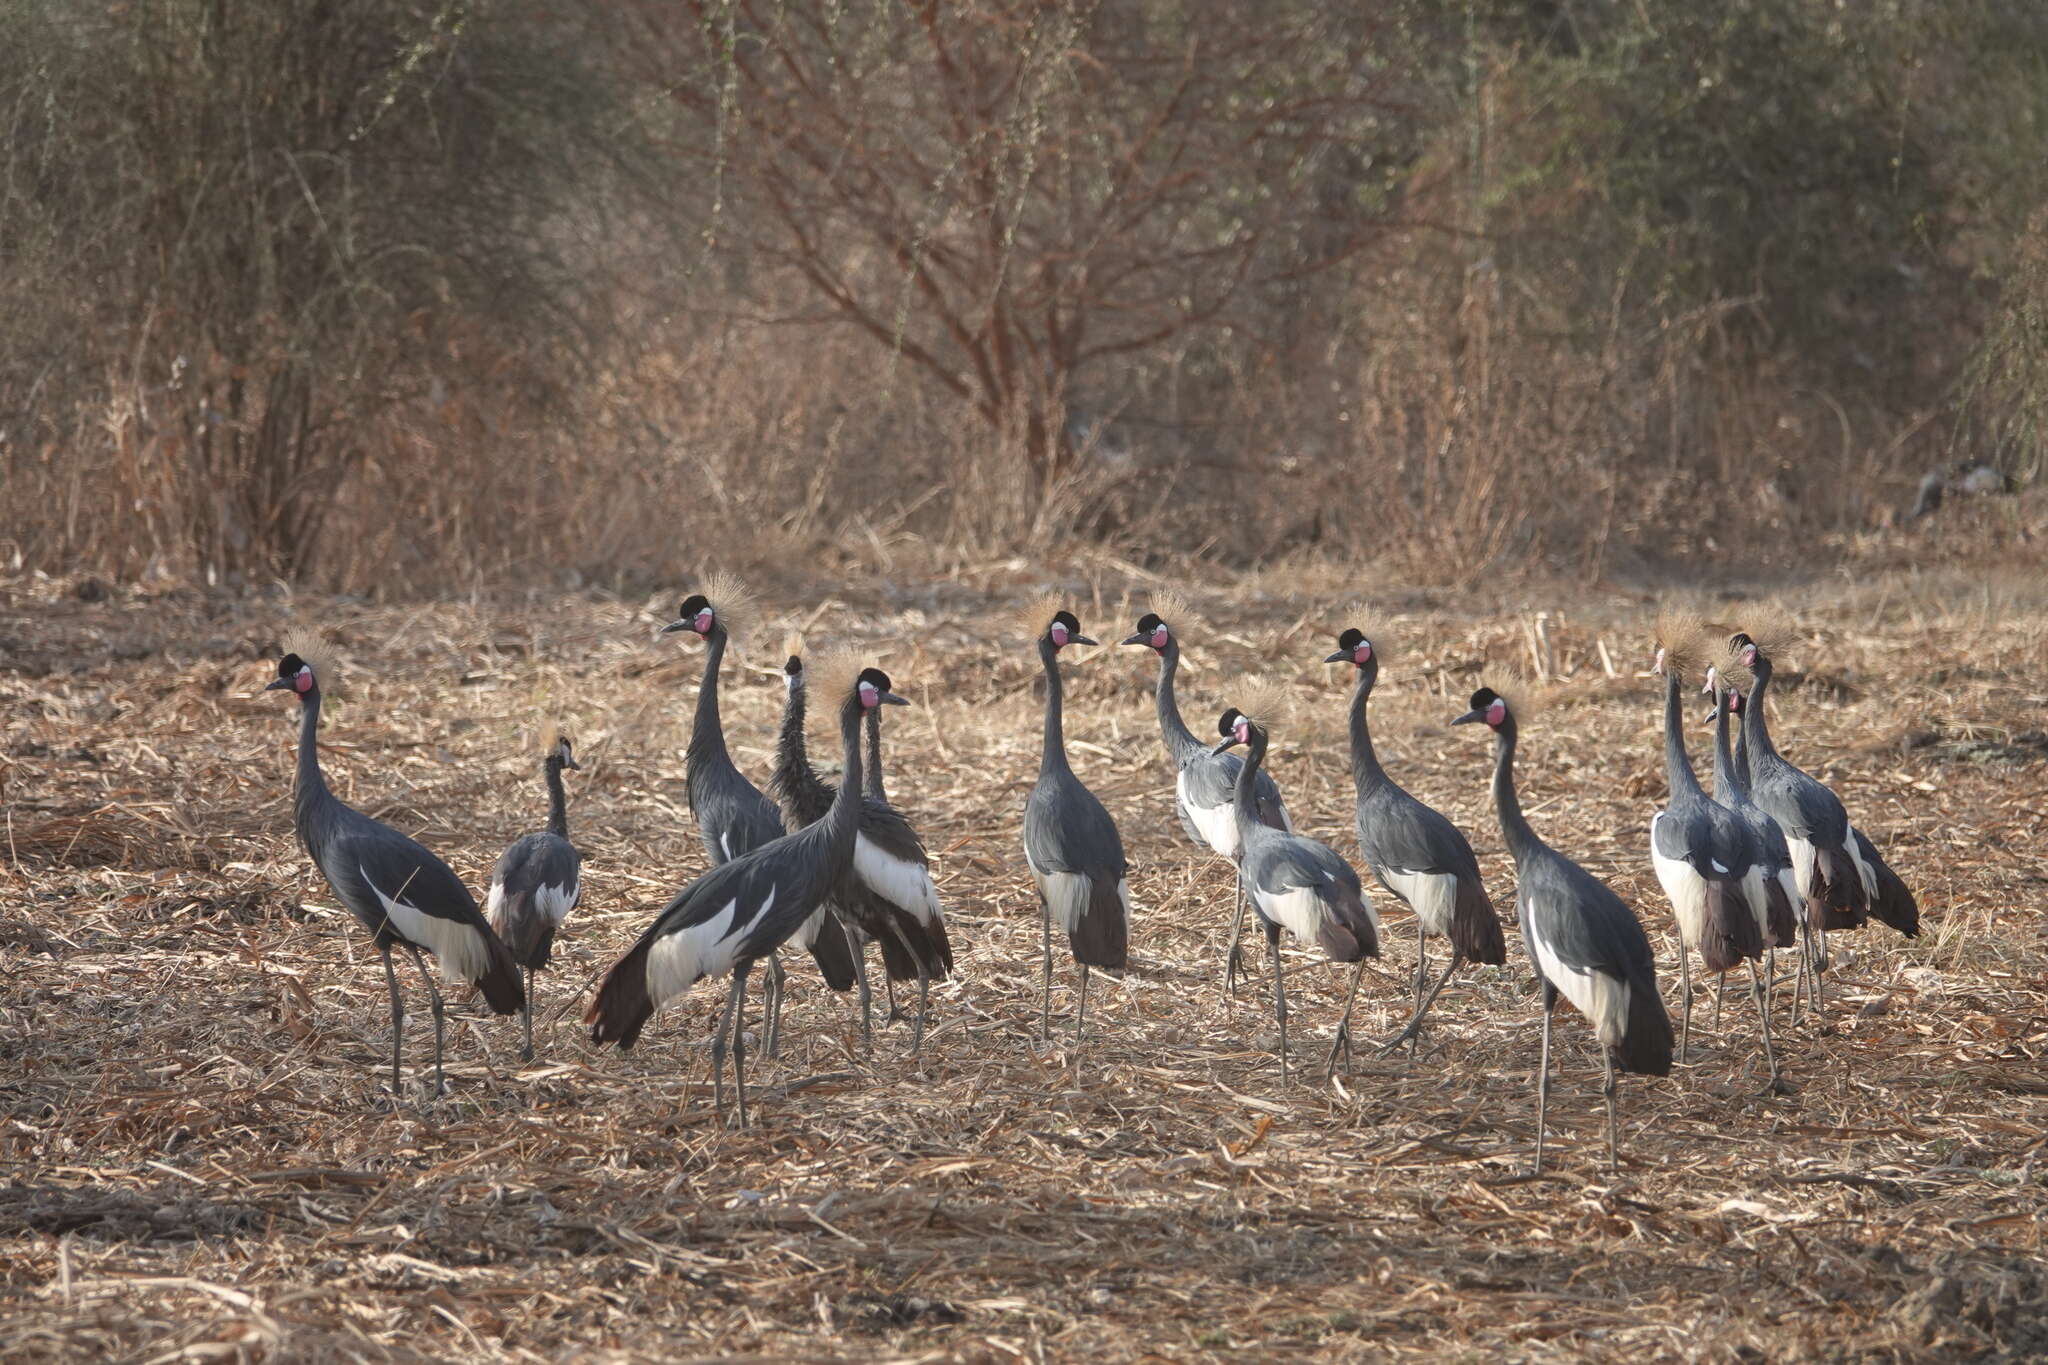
2, 563, 2045, 1362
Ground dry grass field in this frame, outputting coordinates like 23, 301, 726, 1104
3, 563, 2046, 1362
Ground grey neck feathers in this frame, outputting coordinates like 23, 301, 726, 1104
1711, 689, 1749, 800
292, 693, 333, 839
1152, 640, 1201, 764
818, 695, 866, 860
1488, 721, 1541, 865
772, 674, 829, 818
687, 627, 734, 772
863, 706, 886, 802
1740, 653, 1779, 763
1232, 727, 1270, 835
1661, 672, 1705, 803
1346, 664, 1389, 793
1038, 637, 1071, 777
544, 756, 570, 839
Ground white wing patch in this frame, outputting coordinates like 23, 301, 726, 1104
1737, 865, 1774, 940
363, 864, 491, 987
1178, 768, 1241, 859
1649, 815, 1710, 950
1524, 898, 1630, 1050
790, 900, 834, 951
534, 880, 579, 925
1784, 833, 1817, 900
1252, 884, 1327, 945
1842, 822, 1881, 899
646, 889, 766, 1006
1377, 865, 1458, 937
853, 831, 943, 926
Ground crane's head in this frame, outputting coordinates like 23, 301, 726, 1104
1727, 631, 1761, 672
1045, 609, 1093, 651
855, 666, 908, 710
1452, 686, 1510, 730
1211, 706, 1255, 753
1209, 679, 1288, 753
265, 652, 318, 700
782, 654, 804, 693
1324, 626, 1374, 669
540, 722, 580, 772
662, 593, 716, 639
1121, 611, 1173, 652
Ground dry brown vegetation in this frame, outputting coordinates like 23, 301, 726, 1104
3, 563, 2046, 1361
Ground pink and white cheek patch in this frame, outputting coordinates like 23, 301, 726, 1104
1050, 623, 1069, 647
859, 682, 879, 709
294, 668, 314, 694
1487, 699, 1506, 726
1151, 627, 1169, 649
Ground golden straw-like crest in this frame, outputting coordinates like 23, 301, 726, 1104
698, 570, 758, 640
1225, 677, 1296, 733
539, 719, 566, 754
279, 628, 338, 689
781, 630, 807, 664
1149, 586, 1195, 630
1653, 607, 1706, 680
1472, 678, 1543, 723
1011, 590, 1073, 645
1716, 601, 1796, 684
806, 647, 868, 713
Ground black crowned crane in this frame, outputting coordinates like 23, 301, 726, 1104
1700, 668, 1805, 1021
1646, 617, 1775, 1083
1119, 591, 1291, 996
1454, 686, 1672, 1174
264, 640, 523, 1098
486, 722, 584, 1062
659, 577, 856, 1053
1324, 625, 1504, 1063
586, 657, 908, 1128
772, 650, 954, 1053
1720, 621, 1918, 1013
1210, 685, 1380, 1085
1021, 598, 1129, 1045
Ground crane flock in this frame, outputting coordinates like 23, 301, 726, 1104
262, 585, 1921, 1172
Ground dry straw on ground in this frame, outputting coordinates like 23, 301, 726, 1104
1, 566, 2045, 1361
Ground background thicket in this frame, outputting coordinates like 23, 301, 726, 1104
3, 0, 2045, 592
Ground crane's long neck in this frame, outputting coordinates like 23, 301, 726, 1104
544, 756, 569, 839
820, 697, 866, 864
1232, 728, 1269, 837
1711, 685, 1749, 800
688, 628, 733, 771
1741, 655, 1780, 763
1153, 640, 1201, 764
863, 706, 886, 802
1038, 638, 1071, 777
1346, 666, 1388, 794
1662, 671, 1705, 802
292, 693, 333, 841
1489, 722, 1541, 865
775, 673, 812, 790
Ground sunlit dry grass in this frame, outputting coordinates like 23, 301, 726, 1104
1, 563, 2044, 1361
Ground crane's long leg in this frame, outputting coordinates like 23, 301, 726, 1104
1324, 960, 1367, 1080
761, 952, 786, 1059
520, 966, 535, 1063
1531, 982, 1556, 1177
850, 923, 873, 1056
401, 944, 446, 1098
885, 920, 926, 1055
1413, 937, 1428, 1010
378, 944, 405, 1099
1267, 925, 1289, 1086
710, 968, 745, 1124
1223, 859, 1250, 1001
731, 962, 754, 1129
1039, 894, 1053, 1045
1748, 957, 1779, 1088
1677, 950, 1694, 1065
1384, 952, 1465, 1056
1813, 922, 1829, 1015
1602, 1048, 1620, 1174
1076, 963, 1091, 1046
1713, 969, 1728, 1034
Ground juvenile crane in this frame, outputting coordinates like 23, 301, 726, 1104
1211, 687, 1380, 1084
660, 578, 855, 1052
486, 723, 584, 1062
1022, 599, 1130, 1045
1324, 625, 1503, 1062
1646, 618, 1775, 1082
772, 651, 953, 1053
264, 641, 523, 1098
1120, 593, 1291, 995
586, 657, 908, 1128
1454, 686, 1672, 1174
1721, 622, 1919, 1011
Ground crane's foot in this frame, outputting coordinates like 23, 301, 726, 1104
518, 1045, 535, 1064
1378, 1019, 1426, 1057
1321, 1024, 1353, 1081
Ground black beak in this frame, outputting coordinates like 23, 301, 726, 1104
1323, 650, 1349, 664
562, 753, 582, 771
1119, 632, 1148, 647
1210, 735, 1242, 754
877, 691, 911, 707
658, 619, 690, 635
263, 678, 293, 692
1450, 709, 1484, 726
1070, 634, 1099, 648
